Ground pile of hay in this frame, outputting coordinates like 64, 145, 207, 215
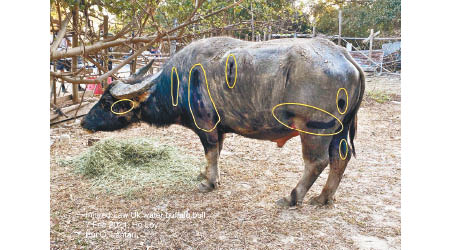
59, 137, 201, 196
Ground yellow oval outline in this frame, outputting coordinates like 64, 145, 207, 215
171, 66, 180, 106
336, 88, 349, 115
110, 99, 135, 115
271, 102, 344, 136
339, 138, 348, 160
224, 53, 238, 89
188, 63, 221, 132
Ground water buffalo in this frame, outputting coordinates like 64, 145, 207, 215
81, 37, 365, 207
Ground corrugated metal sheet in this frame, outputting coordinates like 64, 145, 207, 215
349, 50, 384, 72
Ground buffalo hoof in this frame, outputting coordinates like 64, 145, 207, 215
196, 171, 207, 181
276, 197, 297, 207
197, 181, 217, 193
309, 196, 333, 206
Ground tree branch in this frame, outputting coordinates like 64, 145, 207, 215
50, 13, 72, 55
50, 0, 245, 84
51, 0, 243, 60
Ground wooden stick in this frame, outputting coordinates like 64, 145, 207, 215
85, 56, 118, 80
369, 29, 374, 59
103, 15, 109, 66
72, 3, 80, 103
50, 102, 90, 120
74, 89, 88, 118
50, 103, 69, 118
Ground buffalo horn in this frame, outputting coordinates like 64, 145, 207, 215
110, 60, 161, 99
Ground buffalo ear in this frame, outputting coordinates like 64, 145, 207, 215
127, 91, 151, 109
136, 91, 150, 103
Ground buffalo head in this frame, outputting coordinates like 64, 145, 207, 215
81, 60, 160, 132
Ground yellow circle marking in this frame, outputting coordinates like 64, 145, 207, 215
225, 53, 238, 89
110, 99, 135, 115
271, 103, 344, 136
188, 63, 221, 132
336, 88, 349, 115
339, 139, 348, 160
171, 66, 180, 106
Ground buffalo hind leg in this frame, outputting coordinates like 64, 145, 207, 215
277, 133, 331, 207
310, 134, 351, 206
197, 132, 223, 192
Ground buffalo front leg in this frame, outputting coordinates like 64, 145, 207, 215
310, 136, 351, 206
277, 133, 331, 207
197, 132, 225, 181
197, 132, 222, 193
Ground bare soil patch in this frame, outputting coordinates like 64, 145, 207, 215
50, 74, 401, 249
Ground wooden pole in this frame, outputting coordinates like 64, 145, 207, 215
170, 19, 178, 55
369, 28, 374, 59
233, 0, 236, 38
193, 0, 198, 37
131, 8, 137, 75
268, 25, 272, 40
52, 76, 57, 105
71, 4, 79, 103
312, 17, 316, 37
103, 15, 109, 64
131, 34, 137, 74
251, 1, 254, 41
338, 10, 342, 46
103, 14, 109, 89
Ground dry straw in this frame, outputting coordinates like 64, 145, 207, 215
59, 137, 201, 197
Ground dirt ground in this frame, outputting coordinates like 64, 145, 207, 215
50, 74, 401, 249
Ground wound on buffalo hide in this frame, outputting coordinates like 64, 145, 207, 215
336, 88, 349, 114
338, 99, 346, 110
225, 54, 237, 88
306, 119, 336, 129
228, 61, 234, 76
285, 111, 296, 119
339, 139, 348, 160
227, 61, 234, 84
111, 99, 134, 115
192, 68, 201, 87
188, 64, 220, 132
171, 67, 180, 106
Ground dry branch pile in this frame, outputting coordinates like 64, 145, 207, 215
50, 0, 244, 85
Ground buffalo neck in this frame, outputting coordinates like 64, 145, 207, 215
140, 78, 179, 127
